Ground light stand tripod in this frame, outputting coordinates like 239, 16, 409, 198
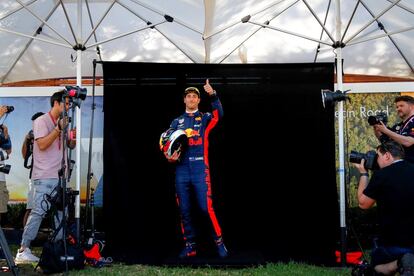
50, 93, 82, 273
0, 227, 18, 275
55, 96, 72, 274
84, 59, 99, 245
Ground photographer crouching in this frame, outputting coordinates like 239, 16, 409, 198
372, 95, 414, 163
0, 105, 12, 225
354, 141, 414, 275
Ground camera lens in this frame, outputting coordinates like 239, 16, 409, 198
6, 106, 14, 113
368, 116, 379, 126
349, 150, 365, 164
349, 150, 379, 170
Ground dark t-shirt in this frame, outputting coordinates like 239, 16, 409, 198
363, 160, 414, 247
381, 115, 414, 163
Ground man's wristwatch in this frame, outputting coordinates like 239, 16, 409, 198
360, 172, 369, 177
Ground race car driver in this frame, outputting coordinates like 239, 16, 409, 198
164, 79, 227, 259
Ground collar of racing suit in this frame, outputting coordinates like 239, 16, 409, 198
185, 110, 199, 116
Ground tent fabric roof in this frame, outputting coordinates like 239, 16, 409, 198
0, 0, 413, 84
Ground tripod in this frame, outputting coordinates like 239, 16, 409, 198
84, 59, 99, 244
0, 227, 18, 275
43, 94, 80, 274
86, 188, 97, 246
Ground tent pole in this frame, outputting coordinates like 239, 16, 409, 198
335, 0, 347, 267
75, 0, 83, 242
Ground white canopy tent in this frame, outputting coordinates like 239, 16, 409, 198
1, 0, 413, 83
1, 0, 414, 264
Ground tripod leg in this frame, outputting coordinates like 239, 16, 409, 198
0, 228, 19, 276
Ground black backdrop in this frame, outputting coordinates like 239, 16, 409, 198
103, 62, 338, 265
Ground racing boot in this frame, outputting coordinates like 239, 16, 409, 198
215, 236, 228, 258
179, 241, 197, 258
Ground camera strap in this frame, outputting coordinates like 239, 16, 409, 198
398, 115, 414, 134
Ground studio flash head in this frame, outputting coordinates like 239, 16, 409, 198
65, 86, 87, 100
321, 89, 351, 108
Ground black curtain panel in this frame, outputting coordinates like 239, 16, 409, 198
103, 62, 338, 265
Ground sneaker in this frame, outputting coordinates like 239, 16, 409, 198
399, 253, 414, 276
215, 237, 228, 258
15, 248, 40, 264
179, 242, 197, 258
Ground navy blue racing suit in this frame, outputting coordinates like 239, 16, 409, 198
169, 93, 224, 243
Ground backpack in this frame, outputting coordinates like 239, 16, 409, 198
37, 239, 84, 274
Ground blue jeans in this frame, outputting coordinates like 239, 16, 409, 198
21, 178, 63, 248
371, 246, 414, 266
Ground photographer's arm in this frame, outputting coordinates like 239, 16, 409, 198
0, 106, 7, 118
354, 160, 376, 209
357, 176, 375, 209
36, 126, 61, 151
375, 122, 414, 147
373, 125, 383, 139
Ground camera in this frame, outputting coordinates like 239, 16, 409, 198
368, 112, 388, 126
0, 164, 11, 174
349, 150, 379, 170
65, 86, 87, 100
4, 106, 14, 113
47, 186, 79, 210
24, 130, 34, 169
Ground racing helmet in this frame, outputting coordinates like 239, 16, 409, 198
159, 128, 188, 158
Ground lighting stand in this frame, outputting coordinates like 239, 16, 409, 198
84, 59, 98, 244
0, 227, 18, 275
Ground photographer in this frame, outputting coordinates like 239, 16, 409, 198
21, 112, 44, 227
16, 91, 76, 263
373, 95, 414, 163
354, 141, 414, 275
0, 105, 12, 224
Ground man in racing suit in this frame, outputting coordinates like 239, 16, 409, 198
164, 79, 228, 258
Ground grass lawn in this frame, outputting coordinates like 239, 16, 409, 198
2, 245, 352, 275
71, 262, 351, 276
9, 262, 351, 275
